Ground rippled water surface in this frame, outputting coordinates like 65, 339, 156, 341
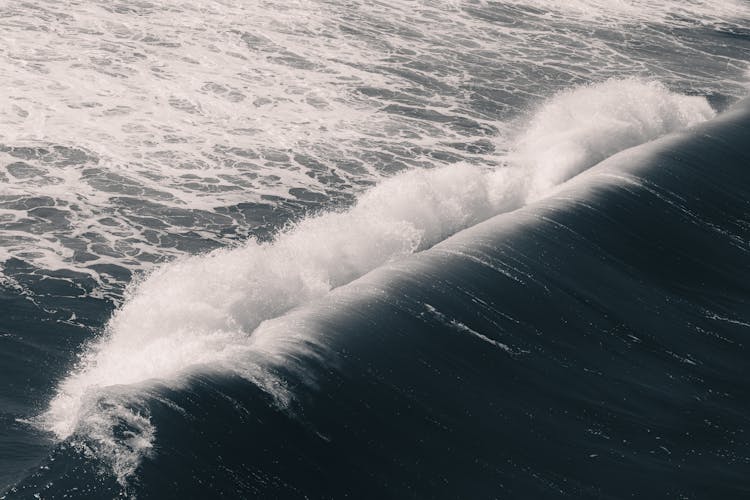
1, 1, 750, 497
1, 0, 748, 296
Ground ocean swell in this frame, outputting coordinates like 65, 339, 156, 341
33, 78, 716, 484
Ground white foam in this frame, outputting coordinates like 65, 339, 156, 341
512, 79, 715, 201
33, 78, 716, 483
0, 0, 747, 294
502, 0, 750, 27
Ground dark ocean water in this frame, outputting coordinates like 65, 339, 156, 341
2, 1, 750, 499
5, 96, 750, 500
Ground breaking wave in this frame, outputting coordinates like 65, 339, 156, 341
33, 78, 715, 484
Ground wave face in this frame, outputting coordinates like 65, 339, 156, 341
7, 95, 750, 497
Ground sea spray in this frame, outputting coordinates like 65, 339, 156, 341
511, 79, 715, 201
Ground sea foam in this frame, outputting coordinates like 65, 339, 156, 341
513, 79, 715, 201
35, 79, 715, 484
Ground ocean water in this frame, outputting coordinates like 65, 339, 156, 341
1, 1, 750, 498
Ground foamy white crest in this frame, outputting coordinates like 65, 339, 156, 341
40, 163, 495, 432
36, 78, 715, 482
513, 79, 715, 201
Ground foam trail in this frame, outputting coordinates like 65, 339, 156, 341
2, 0, 747, 293
35, 79, 715, 483
503, 0, 750, 27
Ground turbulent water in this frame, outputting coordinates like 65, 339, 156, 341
1, 0, 750, 498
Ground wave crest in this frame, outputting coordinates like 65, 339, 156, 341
514, 79, 714, 201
